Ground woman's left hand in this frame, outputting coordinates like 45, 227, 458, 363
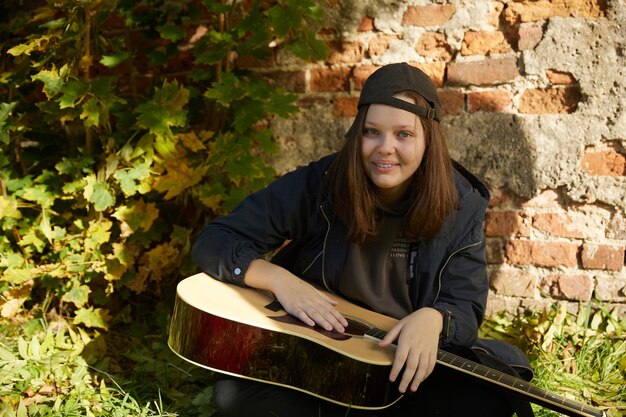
378, 307, 443, 393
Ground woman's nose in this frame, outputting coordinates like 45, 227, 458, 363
377, 133, 395, 154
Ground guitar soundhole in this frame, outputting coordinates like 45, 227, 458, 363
344, 317, 369, 337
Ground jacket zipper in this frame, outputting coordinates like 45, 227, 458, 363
319, 203, 333, 292
434, 240, 483, 303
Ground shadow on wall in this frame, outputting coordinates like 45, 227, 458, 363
444, 112, 538, 199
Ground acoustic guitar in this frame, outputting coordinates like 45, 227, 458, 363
168, 273, 607, 416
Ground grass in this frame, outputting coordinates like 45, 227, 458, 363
480, 303, 626, 417
0, 300, 624, 416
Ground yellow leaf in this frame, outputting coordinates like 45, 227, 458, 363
153, 160, 206, 200
199, 194, 223, 211
84, 219, 112, 251
177, 131, 205, 152
112, 200, 159, 232
0, 196, 22, 219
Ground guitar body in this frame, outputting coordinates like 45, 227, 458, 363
169, 273, 607, 417
168, 272, 402, 409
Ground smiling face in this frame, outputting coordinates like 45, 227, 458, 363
360, 94, 426, 204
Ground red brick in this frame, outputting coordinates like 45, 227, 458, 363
437, 89, 465, 116
309, 67, 352, 93
490, 267, 536, 297
595, 274, 626, 300
468, 91, 513, 112
412, 62, 446, 87
402, 4, 457, 26
533, 212, 586, 239
580, 151, 626, 176
517, 25, 543, 50
447, 57, 519, 86
488, 188, 514, 208
416, 32, 453, 61
326, 41, 365, 65
332, 96, 358, 118
504, 0, 607, 25
541, 273, 594, 301
461, 31, 513, 56
236, 54, 275, 68
546, 69, 577, 85
607, 213, 626, 240
487, 2, 505, 27
506, 240, 579, 267
581, 244, 624, 271
367, 35, 399, 58
353, 65, 379, 90
358, 16, 374, 32
521, 189, 561, 209
485, 211, 531, 237
519, 86, 581, 114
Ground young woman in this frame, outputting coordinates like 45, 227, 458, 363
192, 63, 533, 417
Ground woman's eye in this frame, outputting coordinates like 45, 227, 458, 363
363, 128, 379, 136
398, 131, 413, 138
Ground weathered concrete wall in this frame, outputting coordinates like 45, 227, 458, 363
255, 0, 626, 317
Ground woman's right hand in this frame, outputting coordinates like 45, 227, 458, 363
245, 259, 348, 333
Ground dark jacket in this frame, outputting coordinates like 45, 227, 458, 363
192, 154, 491, 348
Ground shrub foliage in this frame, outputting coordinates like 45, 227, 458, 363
0, 0, 328, 327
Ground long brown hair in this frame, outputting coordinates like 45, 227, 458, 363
326, 92, 458, 243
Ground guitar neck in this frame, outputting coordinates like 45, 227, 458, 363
365, 329, 606, 417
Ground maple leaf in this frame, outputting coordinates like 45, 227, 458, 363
61, 285, 91, 308
31, 64, 69, 98
74, 307, 110, 330
113, 162, 151, 196
153, 160, 206, 200
83, 175, 115, 212
112, 199, 159, 232
136, 81, 189, 140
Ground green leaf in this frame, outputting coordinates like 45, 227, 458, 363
58, 79, 88, 109
19, 184, 55, 208
136, 81, 189, 139
31, 64, 68, 98
204, 72, 245, 107
99, 51, 132, 68
74, 307, 110, 330
159, 25, 185, 42
62, 285, 91, 308
0, 196, 22, 219
1, 268, 32, 284
0, 102, 17, 144
80, 98, 101, 128
40, 208, 52, 242
268, 4, 301, 37
113, 162, 151, 196
83, 176, 115, 211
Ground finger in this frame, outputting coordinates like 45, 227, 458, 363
319, 292, 339, 305
398, 351, 420, 393
328, 308, 349, 329
379, 323, 401, 347
409, 353, 434, 392
294, 308, 316, 327
307, 309, 335, 332
389, 343, 409, 383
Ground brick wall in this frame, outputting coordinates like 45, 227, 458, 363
248, 0, 626, 317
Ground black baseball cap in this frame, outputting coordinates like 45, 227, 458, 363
358, 62, 442, 122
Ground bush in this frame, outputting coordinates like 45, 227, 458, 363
0, 0, 328, 328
